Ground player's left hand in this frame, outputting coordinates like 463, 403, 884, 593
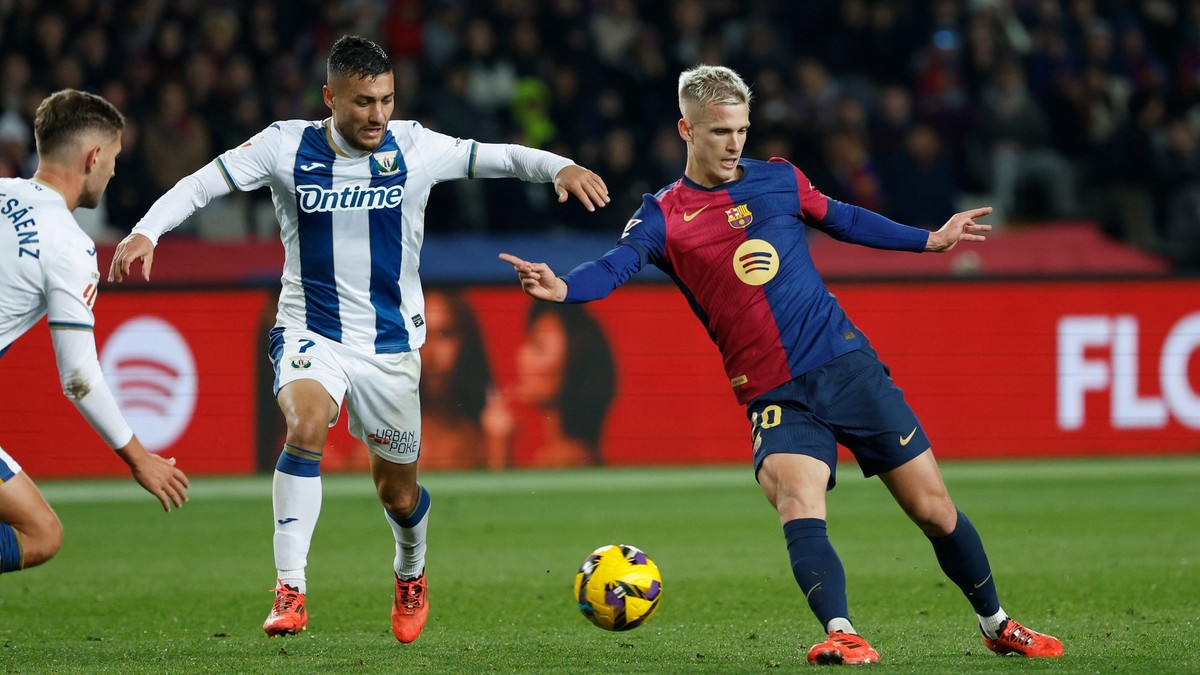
554, 165, 610, 212
925, 207, 993, 253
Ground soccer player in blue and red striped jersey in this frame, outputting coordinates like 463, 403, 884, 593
501, 65, 1062, 665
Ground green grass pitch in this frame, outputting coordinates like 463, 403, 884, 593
2, 457, 1197, 673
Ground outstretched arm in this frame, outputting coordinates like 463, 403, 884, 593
472, 143, 609, 212
107, 161, 233, 282
498, 253, 567, 302
925, 207, 993, 252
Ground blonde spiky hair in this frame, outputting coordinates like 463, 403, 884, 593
678, 65, 752, 120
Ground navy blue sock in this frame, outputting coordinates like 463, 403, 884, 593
927, 510, 1000, 616
783, 518, 850, 629
0, 522, 22, 573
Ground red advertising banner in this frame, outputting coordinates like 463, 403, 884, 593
0, 290, 272, 478
407, 280, 1199, 469
4, 280, 1195, 478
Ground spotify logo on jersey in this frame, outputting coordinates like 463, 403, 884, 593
733, 239, 779, 286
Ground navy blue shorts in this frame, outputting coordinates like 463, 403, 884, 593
746, 344, 929, 489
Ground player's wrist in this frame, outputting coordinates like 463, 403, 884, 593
924, 231, 941, 252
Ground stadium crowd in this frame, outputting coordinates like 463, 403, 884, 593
1, 0, 1198, 268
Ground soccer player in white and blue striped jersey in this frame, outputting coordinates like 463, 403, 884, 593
108, 36, 609, 641
1, 90, 189, 578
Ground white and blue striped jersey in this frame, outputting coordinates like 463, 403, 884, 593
214, 120, 502, 354
0, 178, 99, 356
1, 177, 134, 449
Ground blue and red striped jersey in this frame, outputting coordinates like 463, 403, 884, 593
562, 158, 928, 405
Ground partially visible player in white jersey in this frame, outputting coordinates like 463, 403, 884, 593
0, 89, 190, 577
108, 35, 609, 641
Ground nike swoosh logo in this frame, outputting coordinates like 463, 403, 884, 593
899, 427, 917, 446
86, 248, 96, 256
973, 573, 992, 589
277, 517, 299, 525
682, 205, 709, 221
300, 162, 326, 171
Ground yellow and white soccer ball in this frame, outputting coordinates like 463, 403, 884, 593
573, 544, 663, 631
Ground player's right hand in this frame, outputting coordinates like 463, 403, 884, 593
115, 436, 189, 511
129, 454, 190, 512
498, 253, 567, 302
107, 232, 155, 282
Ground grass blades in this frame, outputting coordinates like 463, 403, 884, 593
1, 457, 1198, 673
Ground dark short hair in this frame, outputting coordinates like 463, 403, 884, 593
328, 35, 392, 80
34, 89, 124, 156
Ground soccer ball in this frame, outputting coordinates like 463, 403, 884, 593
573, 544, 663, 631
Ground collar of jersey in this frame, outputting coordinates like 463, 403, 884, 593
29, 176, 68, 205
680, 162, 747, 192
324, 118, 370, 159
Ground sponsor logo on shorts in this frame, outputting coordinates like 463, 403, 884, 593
368, 428, 419, 456
899, 427, 917, 446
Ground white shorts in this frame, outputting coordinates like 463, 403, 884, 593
0, 445, 22, 483
269, 327, 422, 465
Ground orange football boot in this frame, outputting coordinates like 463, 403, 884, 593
807, 630, 881, 665
263, 580, 307, 636
984, 618, 1063, 658
391, 572, 428, 643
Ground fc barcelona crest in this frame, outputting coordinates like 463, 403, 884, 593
372, 150, 400, 175
726, 203, 753, 229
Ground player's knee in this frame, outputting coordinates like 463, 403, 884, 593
377, 482, 421, 518
908, 499, 958, 536
20, 516, 64, 569
284, 416, 330, 449
379, 490, 417, 518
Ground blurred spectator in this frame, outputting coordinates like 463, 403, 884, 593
1156, 116, 1200, 269
967, 58, 1078, 227
105, 118, 159, 234
590, 0, 641, 69
141, 81, 212, 205
880, 122, 960, 229
462, 17, 516, 116
911, 27, 972, 151
1091, 88, 1166, 249
821, 128, 886, 214
0, 109, 31, 179
645, 125, 687, 189
869, 84, 916, 158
